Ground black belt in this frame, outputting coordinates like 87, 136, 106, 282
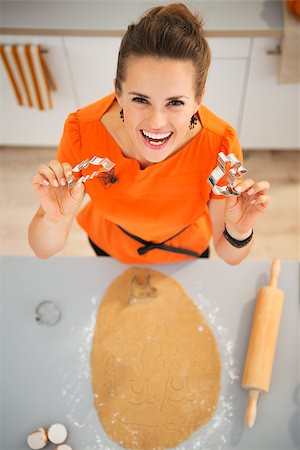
117, 225, 207, 258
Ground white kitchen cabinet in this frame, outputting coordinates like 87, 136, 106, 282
63, 36, 121, 107
205, 38, 251, 132
0, 35, 77, 147
2, 34, 299, 150
240, 37, 300, 149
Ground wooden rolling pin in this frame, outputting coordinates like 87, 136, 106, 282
241, 259, 285, 428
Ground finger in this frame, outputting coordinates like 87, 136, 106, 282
48, 160, 66, 186
250, 194, 271, 208
233, 178, 255, 194
62, 162, 74, 186
70, 181, 85, 202
38, 163, 60, 187
246, 180, 270, 197
62, 162, 73, 176
31, 174, 50, 186
31, 174, 53, 200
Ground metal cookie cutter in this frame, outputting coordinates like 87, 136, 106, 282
128, 274, 157, 305
67, 156, 115, 189
208, 151, 247, 196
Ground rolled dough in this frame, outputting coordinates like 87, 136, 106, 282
91, 268, 221, 449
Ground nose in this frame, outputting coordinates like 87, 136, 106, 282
146, 107, 168, 130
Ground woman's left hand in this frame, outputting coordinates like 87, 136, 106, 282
224, 178, 271, 236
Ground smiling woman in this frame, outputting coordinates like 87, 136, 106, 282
28, 3, 270, 266
112, 57, 203, 166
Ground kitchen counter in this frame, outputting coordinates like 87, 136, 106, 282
1, 0, 283, 37
0, 256, 299, 450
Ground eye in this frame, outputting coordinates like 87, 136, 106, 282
168, 99, 185, 107
132, 97, 149, 104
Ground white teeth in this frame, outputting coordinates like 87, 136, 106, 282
142, 130, 172, 139
149, 140, 164, 146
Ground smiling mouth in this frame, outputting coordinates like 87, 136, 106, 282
140, 130, 173, 148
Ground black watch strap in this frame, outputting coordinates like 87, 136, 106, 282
223, 226, 253, 248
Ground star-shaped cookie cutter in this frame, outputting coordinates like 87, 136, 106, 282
208, 152, 247, 196
67, 156, 115, 189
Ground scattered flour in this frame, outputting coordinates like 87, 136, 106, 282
59, 282, 240, 450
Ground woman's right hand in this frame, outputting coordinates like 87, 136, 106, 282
31, 160, 85, 223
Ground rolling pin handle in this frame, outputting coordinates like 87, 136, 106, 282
269, 259, 281, 288
245, 389, 260, 428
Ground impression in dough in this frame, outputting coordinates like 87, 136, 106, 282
91, 268, 221, 449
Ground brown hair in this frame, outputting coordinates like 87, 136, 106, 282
115, 3, 211, 97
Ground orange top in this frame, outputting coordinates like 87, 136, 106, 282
57, 92, 243, 264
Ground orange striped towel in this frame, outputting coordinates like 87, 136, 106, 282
0, 44, 55, 110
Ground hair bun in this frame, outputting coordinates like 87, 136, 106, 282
116, 2, 210, 96
146, 3, 204, 33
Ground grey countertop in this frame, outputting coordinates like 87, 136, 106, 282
0, 256, 299, 450
1, 0, 283, 37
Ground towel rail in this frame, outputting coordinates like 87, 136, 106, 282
0, 43, 53, 109
0, 44, 48, 53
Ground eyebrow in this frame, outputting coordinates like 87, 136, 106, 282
128, 92, 189, 101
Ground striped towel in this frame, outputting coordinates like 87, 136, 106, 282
0, 44, 55, 110
279, 5, 300, 83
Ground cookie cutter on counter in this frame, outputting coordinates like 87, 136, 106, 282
208, 151, 247, 196
67, 156, 115, 189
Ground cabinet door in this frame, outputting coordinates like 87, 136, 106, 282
205, 38, 250, 132
0, 35, 77, 147
240, 37, 300, 149
63, 36, 121, 107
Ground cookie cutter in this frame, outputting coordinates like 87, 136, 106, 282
128, 274, 157, 305
35, 300, 61, 326
67, 156, 115, 189
208, 151, 247, 196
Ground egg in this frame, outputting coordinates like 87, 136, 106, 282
27, 428, 47, 449
47, 423, 67, 445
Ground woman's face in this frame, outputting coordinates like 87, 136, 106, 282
116, 56, 202, 166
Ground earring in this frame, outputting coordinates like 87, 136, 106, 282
120, 109, 124, 122
189, 114, 198, 130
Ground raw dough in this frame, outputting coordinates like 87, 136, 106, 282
91, 268, 221, 449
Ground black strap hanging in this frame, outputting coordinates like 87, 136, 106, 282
117, 225, 203, 258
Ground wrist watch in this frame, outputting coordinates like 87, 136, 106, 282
223, 226, 253, 248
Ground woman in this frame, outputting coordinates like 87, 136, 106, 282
28, 3, 270, 265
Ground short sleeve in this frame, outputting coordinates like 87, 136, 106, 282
56, 112, 82, 168
209, 124, 244, 200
